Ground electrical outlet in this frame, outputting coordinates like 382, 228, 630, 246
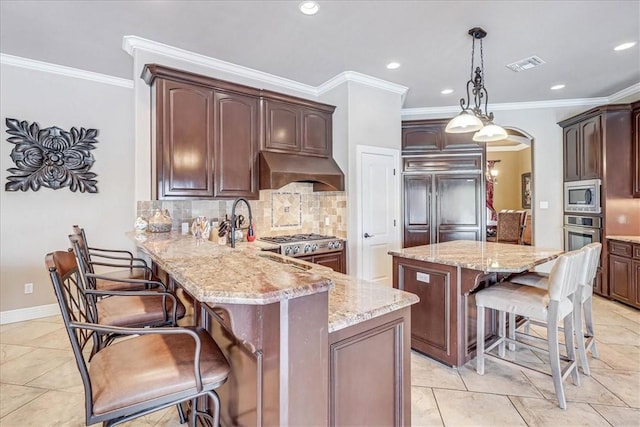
24, 283, 33, 294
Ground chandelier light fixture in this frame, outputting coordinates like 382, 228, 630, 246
445, 27, 507, 142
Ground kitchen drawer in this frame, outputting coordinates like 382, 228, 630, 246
634, 244, 640, 260
609, 240, 632, 257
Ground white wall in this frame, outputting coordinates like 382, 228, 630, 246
0, 62, 135, 317
344, 82, 403, 275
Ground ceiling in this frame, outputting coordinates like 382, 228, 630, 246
1, 1, 639, 109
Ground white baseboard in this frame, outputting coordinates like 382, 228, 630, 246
0, 304, 60, 325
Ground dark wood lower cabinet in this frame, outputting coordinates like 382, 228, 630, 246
608, 239, 640, 309
298, 249, 346, 273
328, 308, 411, 426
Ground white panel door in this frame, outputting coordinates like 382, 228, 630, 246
358, 147, 399, 285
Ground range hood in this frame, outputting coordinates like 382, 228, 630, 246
259, 151, 345, 191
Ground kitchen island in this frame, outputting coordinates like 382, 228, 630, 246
389, 240, 562, 367
131, 232, 418, 426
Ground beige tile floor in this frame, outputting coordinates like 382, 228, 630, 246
1, 296, 639, 426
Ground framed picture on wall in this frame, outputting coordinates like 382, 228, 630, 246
521, 172, 532, 209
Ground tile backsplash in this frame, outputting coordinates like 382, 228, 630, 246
137, 183, 346, 238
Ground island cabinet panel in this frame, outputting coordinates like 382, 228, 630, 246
158, 79, 216, 198
400, 264, 451, 357
213, 91, 259, 199
262, 92, 335, 157
392, 256, 497, 366
328, 308, 411, 427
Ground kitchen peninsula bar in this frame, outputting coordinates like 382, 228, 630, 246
389, 240, 563, 367
131, 232, 418, 426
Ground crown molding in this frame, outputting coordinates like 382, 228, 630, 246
609, 82, 640, 102
401, 83, 640, 118
123, 35, 317, 96
0, 53, 133, 88
317, 71, 408, 101
123, 36, 409, 100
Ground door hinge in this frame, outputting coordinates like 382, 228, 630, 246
393, 219, 397, 226
393, 168, 396, 176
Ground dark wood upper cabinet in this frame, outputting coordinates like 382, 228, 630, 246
562, 124, 581, 182
264, 100, 300, 152
632, 101, 640, 198
213, 91, 259, 199
401, 119, 483, 153
262, 92, 334, 157
142, 64, 336, 199
579, 116, 602, 180
157, 79, 216, 198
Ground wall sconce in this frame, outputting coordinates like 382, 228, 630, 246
486, 160, 500, 183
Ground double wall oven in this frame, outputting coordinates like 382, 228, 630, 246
259, 234, 346, 273
564, 215, 601, 251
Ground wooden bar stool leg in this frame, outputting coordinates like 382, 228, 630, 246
508, 312, 516, 351
548, 304, 567, 410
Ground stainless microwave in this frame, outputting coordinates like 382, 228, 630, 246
564, 179, 601, 213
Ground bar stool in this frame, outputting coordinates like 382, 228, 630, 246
71, 225, 155, 290
475, 249, 585, 409
46, 250, 229, 427
508, 243, 602, 375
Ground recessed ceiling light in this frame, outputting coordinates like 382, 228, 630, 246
441, 89, 454, 95
299, 1, 319, 15
614, 41, 637, 51
386, 62, 401, 70
550, 84, 565, 90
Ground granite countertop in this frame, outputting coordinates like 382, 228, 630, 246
131, 232, 418, 332
607, 235, 640, 244
131, 232, 332, 305
388, 240, 563, 273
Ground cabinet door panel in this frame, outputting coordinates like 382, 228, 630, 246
442, 132, 483, 151
214, 92, 259, 198
580, 116, 602, 180
264, 101, 300, 151
313, 252, 344, 273
435, 174, 481, 227
609, 254, 632, 303
402, 266, 449, 353
403, 175, 431, 247
302, 109, 331, 156
563, 124, 581, 182
401, 126, 442, 152
160, 80, 215, 198
634, 260, 640, 308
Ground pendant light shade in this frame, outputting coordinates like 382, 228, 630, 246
445, 111, 484, 133
445, 27, 507, 142
472, 124, 509, 142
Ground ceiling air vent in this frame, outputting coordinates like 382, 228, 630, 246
506, 56, 546, 72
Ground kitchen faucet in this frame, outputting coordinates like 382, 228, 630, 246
230, 197, 253, 248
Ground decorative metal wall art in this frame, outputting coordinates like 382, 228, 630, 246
5, 118, 98, 193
